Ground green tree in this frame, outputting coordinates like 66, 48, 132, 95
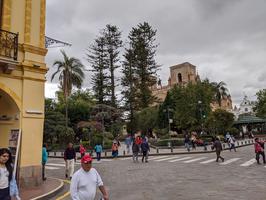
128, 22, 159, 109
87, 36, 109, 104
254, 89, 266, 118
44, 98, 74, 145
159, 81, 214, 133
121, 46, 138, 128
51, 50, 85, 129
206, 109, 234, 135
133, 106, 159, 135
103, 24, 122, 108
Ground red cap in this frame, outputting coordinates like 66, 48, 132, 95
81, 154, 92, 163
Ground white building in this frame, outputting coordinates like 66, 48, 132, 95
233, 95, 255, 119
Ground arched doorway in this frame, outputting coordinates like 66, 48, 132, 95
0, 88, 20, 147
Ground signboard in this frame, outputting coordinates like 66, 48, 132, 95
9, 129, 21, 176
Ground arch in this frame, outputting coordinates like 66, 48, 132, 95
0, 82, 21, 111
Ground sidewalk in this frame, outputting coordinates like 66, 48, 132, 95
48, 138, 256, 159
20, 177, 64, 200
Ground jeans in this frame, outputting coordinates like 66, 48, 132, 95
42, 163, 46, 180
96, 152, 101, 161
0, 187, 11, 200
132, 152, 139, 162
256, 151, 266, 164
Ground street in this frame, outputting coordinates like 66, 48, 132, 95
47, 145, 266, 200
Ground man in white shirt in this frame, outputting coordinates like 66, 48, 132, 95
70, 154, 109, 200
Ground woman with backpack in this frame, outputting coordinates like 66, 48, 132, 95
0, 148, 20, 200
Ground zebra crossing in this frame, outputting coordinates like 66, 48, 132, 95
142, 155, 265, 168
46, 155, 266, 170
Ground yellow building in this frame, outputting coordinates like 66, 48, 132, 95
0, 0, 47, 187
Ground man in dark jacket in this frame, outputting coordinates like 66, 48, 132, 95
132, 141, 140, 163
141, 139, 150, 163
64, 142, 76, 179
212, 137, 224, 162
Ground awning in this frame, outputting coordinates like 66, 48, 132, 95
234, 115, 266, 125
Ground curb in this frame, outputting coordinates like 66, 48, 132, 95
30, 177, 64, 200
48, 140, 255, 159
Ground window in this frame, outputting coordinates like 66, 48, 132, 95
177, 73, 182, 83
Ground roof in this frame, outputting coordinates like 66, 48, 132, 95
234, 115, 266, 125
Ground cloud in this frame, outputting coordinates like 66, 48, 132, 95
45, 0, 266, 105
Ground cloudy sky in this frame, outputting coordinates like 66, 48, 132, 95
45, 0, 266, 106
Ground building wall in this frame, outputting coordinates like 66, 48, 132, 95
0, 0, 47, 188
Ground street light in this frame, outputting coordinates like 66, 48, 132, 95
163, 106, 173, 134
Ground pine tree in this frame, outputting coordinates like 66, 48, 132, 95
87, 36, 109, 104
121, 46, 138, 125
128, 22, 159, 109
103, 24, 122, 108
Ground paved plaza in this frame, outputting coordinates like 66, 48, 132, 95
47, 145, 266, 200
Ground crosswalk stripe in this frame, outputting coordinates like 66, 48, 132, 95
148, 156, 169, 161
183, 157, 207, 163
220, 158, 241, 165
240, 159, 256, 167
200, 159, 216, 164
119, 157, 133, 160
155, 156, 180, 162
46, 166, 60, 170
169, 157, 192, 162
47, 163, 65, 167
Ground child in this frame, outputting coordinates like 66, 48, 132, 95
254, 138, 265, 164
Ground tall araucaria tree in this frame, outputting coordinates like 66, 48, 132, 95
103, 24, 122, 108
121, 46, 138, 127
127, 22, 160, 109
87, 36, 109, 104
51, 50, 85, 129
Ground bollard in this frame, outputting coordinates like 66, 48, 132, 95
54, 152, 56, 156
237, 142, 239, 146
241, 142, 243, 145
171, 147, 173, 153
61, 152, 64, 156
105, 151, 107, 157
123, 150, 126, 156
156, 148, 159, 154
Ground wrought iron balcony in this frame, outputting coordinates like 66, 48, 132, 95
0, 29, 18, 61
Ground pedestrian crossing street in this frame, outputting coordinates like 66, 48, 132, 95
46, 155, 266, 170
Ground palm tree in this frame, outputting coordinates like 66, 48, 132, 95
51, 50, 85, 128
211, 81, 229, 107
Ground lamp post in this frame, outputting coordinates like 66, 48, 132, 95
198, 101, 203, 131
163, 106, 173, 135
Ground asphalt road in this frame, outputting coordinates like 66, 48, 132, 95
47, 145, 266, 200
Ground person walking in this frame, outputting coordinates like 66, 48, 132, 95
94, 143, 103, 161
125, 135, 132, 154
42, 144, 48, 181
64, 142, 76, 179
229, 135, 236, 152
184, 134, 191, 152
132, 141, 140, 163
254, 138, 266, 164
0, 148, 21, 200
79, 144, 86, 159
212, 137, 224, 162
141, 139, 150, 163
70, 154, 109, 200
111, 142, 119, 158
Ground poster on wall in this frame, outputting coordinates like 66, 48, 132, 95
9, 129, 21, 176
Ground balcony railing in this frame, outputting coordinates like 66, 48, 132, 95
0, 29, 18, 61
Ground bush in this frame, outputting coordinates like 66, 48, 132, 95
152, 139, 184, 147
103, 138, 112, 149
226, 127, 239, 137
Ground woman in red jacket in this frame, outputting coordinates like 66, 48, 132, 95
254, 138, 265, 164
